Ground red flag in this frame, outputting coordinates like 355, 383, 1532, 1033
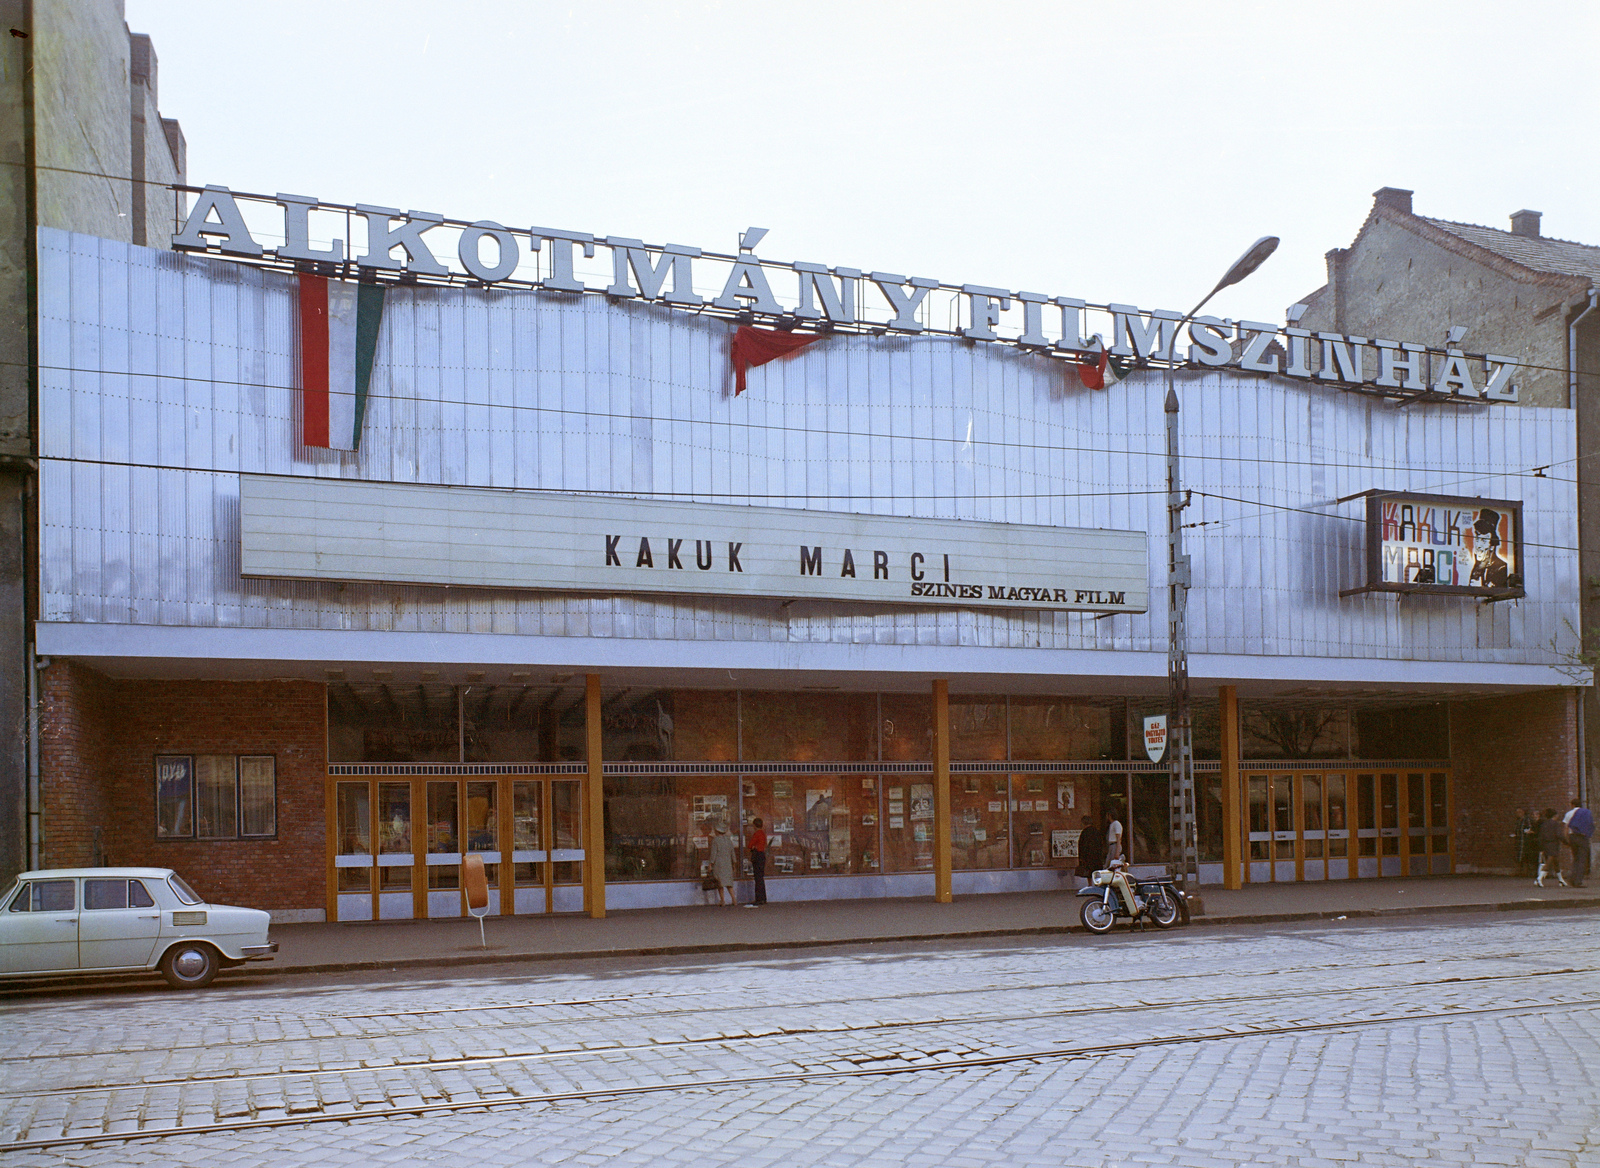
1077, 348, 1110, 390
731, 326, 821, 394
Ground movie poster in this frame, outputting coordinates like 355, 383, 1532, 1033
1370, 494, 1520, 592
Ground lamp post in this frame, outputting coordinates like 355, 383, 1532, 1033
1165, 236, 1279, 910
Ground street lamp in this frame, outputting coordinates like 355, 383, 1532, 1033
1165, 235, 1279, 910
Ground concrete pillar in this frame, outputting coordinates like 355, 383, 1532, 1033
584, 673, 605, 919
1219, 685, 1242, 890
933, 679, 951, 903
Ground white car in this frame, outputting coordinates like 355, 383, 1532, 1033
0, 867, 277, 989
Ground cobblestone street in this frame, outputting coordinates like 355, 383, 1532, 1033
2, 912, 1598, 1167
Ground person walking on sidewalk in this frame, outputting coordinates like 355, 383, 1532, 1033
1563, 798, 1593, 888
1515, 807, 1541, 877
708, 820, 737, 906
1537, 808, 1568, 887
744, 817, 768, 908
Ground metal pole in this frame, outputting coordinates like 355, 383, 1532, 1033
1165, 384, 1201, 907
1157, 236, 1277, 914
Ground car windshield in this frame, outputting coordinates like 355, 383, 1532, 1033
167, 874, 203, 905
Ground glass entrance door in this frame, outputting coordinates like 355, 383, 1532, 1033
331, 775, 586, 921
509, 778, 585, 914
1246, 773, 1297, 882
1243, 770, 1448, 884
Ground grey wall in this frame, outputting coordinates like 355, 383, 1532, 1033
1299, 215, 1576, 410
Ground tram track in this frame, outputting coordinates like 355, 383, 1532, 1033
1, 966, 1592, 1100
0, 945, 1572, 1061
3, 996, 1596, 1155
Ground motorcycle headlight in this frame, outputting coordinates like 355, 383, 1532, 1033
1093, 871, 1111, 885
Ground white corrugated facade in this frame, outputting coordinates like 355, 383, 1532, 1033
33, 228, 1580, 689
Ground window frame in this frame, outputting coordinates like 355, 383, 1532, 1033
153, 753, 278, 841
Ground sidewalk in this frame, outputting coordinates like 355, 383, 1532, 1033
263, 876, 1600, 977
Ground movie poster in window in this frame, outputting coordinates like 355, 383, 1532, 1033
155, 755, 194, 839
1356, 492, 1523, 597
1052, 829, 1081, 859
909, 784, 934, 821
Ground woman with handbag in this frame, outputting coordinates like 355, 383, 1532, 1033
708, 820, 738, 906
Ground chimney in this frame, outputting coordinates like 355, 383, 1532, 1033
1510, 209, 1542, 238
1372, 187, 1414, 215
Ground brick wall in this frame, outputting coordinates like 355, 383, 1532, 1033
1451, 689, 1578, 872
38, 660, 111, 868
40, 665, 327, 911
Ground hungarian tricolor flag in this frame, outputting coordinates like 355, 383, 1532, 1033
731, 325, 821, 394
1076, 344, 1134, 391
297, 274, 385, 450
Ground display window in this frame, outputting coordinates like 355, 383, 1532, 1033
877, 778, 934, 872
740, 692, 877, 761
1010, 774, 1086, 869
949, 698, 1006, 760
329, 684, 460, 763
604, 774, 738, 881
742, 774, 873, 875
878, 694, 932, 761
1010, 699, 1120, 761
1130, 773, 1171, 864
950, 774, 1009, 870
672, 691, 739, 760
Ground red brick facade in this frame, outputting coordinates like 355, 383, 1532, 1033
1451, 688, 1578, 872
37, 661, 111, 869
39, 664, 327, 912
35, 661, 1579, 900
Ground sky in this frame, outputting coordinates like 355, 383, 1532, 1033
125, 0, 1600, 326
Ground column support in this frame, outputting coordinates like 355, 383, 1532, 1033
1219, 684, 1242, 890
584, 673, 606, 919
933, 678, 952, 903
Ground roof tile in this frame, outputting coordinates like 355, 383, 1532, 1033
1422, 217, 1600, 283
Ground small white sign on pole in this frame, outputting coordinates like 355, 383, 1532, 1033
1143, 715, 1168, 764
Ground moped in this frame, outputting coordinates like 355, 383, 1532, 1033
1076, 866, 1184, 932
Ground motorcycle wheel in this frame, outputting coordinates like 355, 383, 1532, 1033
1148, 887, 1181, 929
1080, 897, 1117, 934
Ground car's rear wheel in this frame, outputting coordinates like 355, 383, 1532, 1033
160, 942, 219, 989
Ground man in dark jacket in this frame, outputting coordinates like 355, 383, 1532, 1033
1515, 808, 1540, 877
1074, 814, 1105, 887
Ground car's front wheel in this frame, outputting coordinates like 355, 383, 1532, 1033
160, 942, 219, 989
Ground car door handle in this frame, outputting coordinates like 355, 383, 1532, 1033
138, 914, 160, 920
53, 917, 76, 923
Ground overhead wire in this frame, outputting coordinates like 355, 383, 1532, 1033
12, 358, 1588, 490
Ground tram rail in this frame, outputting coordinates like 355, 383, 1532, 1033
0, 964, 1592, 1100
3, 996, 1596, 1155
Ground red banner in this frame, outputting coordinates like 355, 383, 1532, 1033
731, 326, 821, 394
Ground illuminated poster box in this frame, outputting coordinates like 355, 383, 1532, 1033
1343, 491, 1523, 599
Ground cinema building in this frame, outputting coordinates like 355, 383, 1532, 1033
29, 191, 1584, 922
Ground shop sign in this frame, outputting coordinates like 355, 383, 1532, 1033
1341, 490, 1523, 599
238, 474, 1149, 614
1143, 716, 1168, 763
173, 185, 1521, 402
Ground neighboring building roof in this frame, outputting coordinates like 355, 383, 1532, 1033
1421, 217, 1600, 284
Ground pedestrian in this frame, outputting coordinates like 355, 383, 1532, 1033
1515, 807, 1540, 877
744, 816, 768, 908
1536, 807, 1567, 888
708, 819, 737, 906
1074, 814, 1105, 888
1563, 798, 1593, 888
1105, 810, 1125, 865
